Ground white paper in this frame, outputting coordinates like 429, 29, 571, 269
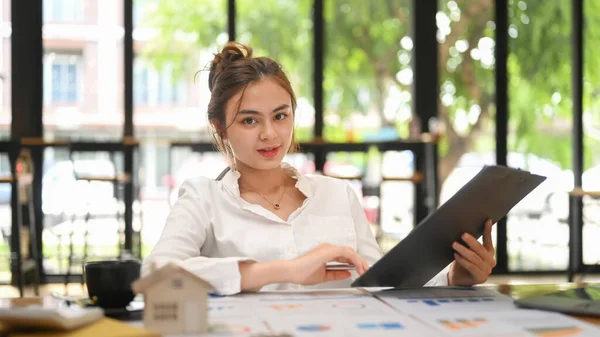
243, 289, 392, 318
268, 313, 441, 337
371, 286, 517, 313
204, 295, 271, 336
417, 309, 600, 337
179, 288, 600, 337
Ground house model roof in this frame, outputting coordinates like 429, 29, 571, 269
132, 262, 214, 294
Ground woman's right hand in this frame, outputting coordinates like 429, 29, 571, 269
286, 243, 369, 285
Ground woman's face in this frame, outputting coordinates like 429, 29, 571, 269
221, 77, 294, 171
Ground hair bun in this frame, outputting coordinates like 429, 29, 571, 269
209, 42, 253, 91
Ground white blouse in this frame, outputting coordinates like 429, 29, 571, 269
142, 163, 449, 295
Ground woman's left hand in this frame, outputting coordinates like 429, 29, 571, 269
448, 219, 496, 286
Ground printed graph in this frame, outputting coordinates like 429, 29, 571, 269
406, 297, 496, 306
268, 304, 304, 312
209, 305, 236, 312
437, 318, 488, 331
357, 322, 405, 330
527, 327, 585, 337
297, 324, 331, 332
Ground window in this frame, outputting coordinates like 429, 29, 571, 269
133, 0, 146, 26
134, 59, 187, 106
437, 0, 497, 257
323, 1, 415, 250
172, 278, 183, 289
237, 0, 314, 141
507, 0, 571, 271
43, 52, 82, 104
153, 302, 178, 321
134, 63, 149, 106
133, 0, 227, 255
41, 1, 124, 279
0, 0, 9, 139
43, 0, 124, 142
325, 0, 412, 142
583, 0, 600, 266
43, 0, 84, 22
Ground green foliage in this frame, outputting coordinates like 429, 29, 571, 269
324, 0, 411, 119
140, 0, 600, 172
137, 0, 227, 80
236, 0, 314, 101
507, 0, 600, 169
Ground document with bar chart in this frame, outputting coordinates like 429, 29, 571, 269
370, 286, 516, 313
197, 288, 600, 336
268, 313, 440, 337
417, 309, 600, 337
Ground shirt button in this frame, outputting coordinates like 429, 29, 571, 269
288, 247, 297, 254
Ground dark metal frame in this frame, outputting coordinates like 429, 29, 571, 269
568, 0, 585, 281
5, 0, 592, 288
412, 0, 440, 222
10, 0, 44, 287
123, 0, 135, 255
312, 0, 326, 171
495, 0, 509, 274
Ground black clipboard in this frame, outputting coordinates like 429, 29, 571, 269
351, 165, 546, 288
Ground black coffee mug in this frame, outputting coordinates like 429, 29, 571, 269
84, 260, 141, 309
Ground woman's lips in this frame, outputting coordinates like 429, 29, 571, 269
257, 146, 281, 158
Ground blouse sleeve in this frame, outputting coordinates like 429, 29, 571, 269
141, 179, 255, 295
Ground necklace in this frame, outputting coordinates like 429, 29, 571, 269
239, 185, 285, 210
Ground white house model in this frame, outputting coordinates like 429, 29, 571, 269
131, 263, 214, 335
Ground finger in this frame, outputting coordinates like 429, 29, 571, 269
454, 253, 487, 284
454, 243, 493, 277
336, 246, 366, 274
452, 240, 487, 269
324, 270, 351, 282
355, 257, 369, 275
362, 259, 370, 274
331, 255, 364, 274
460, 233, 495, 267
483, 219, 494, 252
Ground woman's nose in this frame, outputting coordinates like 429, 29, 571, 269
259, 121, 276, 140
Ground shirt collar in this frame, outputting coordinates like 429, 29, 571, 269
221, 162, 314, 200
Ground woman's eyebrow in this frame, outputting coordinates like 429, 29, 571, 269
272, 104, 290, 112
237, 109, 260, 116
238, 104, 290, 116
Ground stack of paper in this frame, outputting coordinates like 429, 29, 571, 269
198, 287, 600, 337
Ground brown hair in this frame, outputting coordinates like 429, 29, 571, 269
207, 42, 298, 164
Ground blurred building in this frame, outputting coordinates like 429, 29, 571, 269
1, 0, 211, 199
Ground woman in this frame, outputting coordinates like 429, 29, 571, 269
142, 42, 496, 295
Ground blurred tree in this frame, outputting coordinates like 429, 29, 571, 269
140, 0, 600, 181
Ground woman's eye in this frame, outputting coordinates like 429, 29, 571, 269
242, 118, 256, 125
275, 113, 287, 121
